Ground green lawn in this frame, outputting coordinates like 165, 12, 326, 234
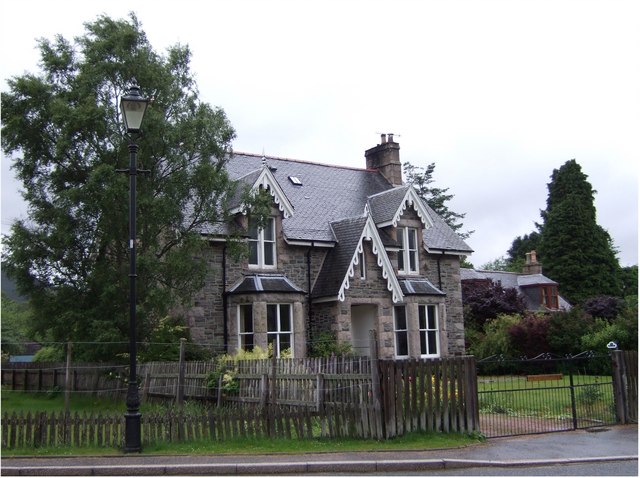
2, 389, 124, 414
477, 374, 615, 420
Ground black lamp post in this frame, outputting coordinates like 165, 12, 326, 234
119, 79, 149, 453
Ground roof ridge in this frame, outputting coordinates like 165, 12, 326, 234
232, 151, 378, 172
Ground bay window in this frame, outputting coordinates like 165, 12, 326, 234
238, 304, 254, 351
267, 303, 293, 357
393, 306, 409, 357
419, 305, 439, 357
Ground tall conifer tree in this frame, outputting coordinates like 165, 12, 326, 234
538, 160, 620, 303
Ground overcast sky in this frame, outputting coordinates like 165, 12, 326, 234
1, 0, 638, 268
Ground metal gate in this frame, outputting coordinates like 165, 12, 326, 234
476, 353, 617, 438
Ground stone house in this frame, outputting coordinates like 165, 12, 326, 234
460, 251, 572, 312
186, 134, 473, 359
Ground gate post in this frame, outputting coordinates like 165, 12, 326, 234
611, 350, 628, 424
369, 330, 384, 439
567, 359, 578, 430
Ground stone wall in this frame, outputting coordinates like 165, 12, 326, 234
184, 209, 466, 358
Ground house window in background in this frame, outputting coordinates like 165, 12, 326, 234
541, 286, 559, 309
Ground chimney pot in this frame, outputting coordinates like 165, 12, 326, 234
365, 135, 402, 186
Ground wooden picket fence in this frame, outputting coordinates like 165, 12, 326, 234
378, 356, 479, 438
1, 403, 384, 449
1, 355, 479, 448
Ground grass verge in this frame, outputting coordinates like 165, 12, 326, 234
2, 431, 483, 457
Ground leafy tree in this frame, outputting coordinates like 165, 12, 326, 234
619, 265, 638, 298
506, 231, 540, 271
582, 296, 626, 321
462, 280, 526, 332
538, 160, 621, 303
1, 293, 32, 357
403, 162, 473, 239
479, 256, 510, 271
1, 14, 256, 361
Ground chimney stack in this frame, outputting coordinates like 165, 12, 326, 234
365, 133, 402, 186
523, 250, 542, 274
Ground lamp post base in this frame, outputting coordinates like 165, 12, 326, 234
124, 411, 142, 453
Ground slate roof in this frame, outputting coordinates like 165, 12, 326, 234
423, 202, 472, 253
367, 186, 412, 225
460, 268, 571, 311
223, 152, 472, 253
228, 273, 305, 295
312, 216, 368, 299
399, 278, 445, 296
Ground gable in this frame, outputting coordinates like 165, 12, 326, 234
229, 163, 295, 219
366, 185, 434, 229
313, 215, 403, 303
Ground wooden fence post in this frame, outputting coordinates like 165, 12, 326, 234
176, 338, 186, 409
64, 342, 72, 416
463, 356, 480, 432
259, 374, 269, 408
141, 368, 150, 403
316, 373, 325, 413
369, 329, 384, 439
611, 350, 628, 424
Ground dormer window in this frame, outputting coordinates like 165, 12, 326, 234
541, 285, 559, 309
249, 217, 276, 268
398, 227, 419, 275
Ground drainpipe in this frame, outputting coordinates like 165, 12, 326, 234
307, 242, 314, 348
437, 251, 444, 291
222, 243, 228, 353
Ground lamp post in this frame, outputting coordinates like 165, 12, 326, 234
119, 79, 149, 453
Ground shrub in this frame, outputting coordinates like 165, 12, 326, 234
462, 281, 526, 332
469, 314, 521, 359
583, 296, 626, 321
547, 306, 594, 356
309, 331, 353, 357
206, 344, 290, 394
508, 313, 551, 358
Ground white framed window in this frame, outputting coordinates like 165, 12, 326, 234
397, 227, 419, 274
249, 217, 276, 268
419, 305, 439, 357
238, 304, 254, 351
393, 306, 409, 358
267, 303, 293, 357
358, 249, 366, 280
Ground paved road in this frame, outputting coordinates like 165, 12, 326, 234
2, 425, 637, 476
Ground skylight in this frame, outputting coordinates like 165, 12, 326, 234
288, 176, 302, 185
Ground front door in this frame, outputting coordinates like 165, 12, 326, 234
351, 305, 377, 356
